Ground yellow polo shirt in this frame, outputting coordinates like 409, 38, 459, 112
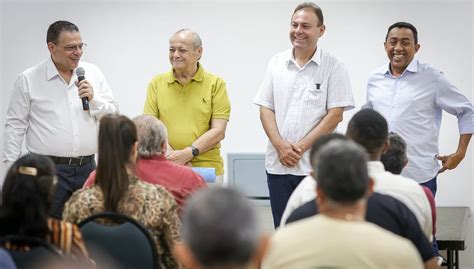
143, 64, 230, 175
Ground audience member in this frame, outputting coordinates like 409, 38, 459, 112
0, 154, 88, 260
285, 134, 438, 268
381, 132, 439, 263
346, 109, 433, 238
279, 133, 346, 226
0, 248, 17, 269
62, 115, 181, 269
83, 115, 207, 212
174, 187, 268, 269
262, 140, 423, 268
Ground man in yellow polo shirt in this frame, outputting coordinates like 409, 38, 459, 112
144, 29, 231, 183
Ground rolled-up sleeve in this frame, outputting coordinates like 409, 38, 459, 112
435, 72, 474, 134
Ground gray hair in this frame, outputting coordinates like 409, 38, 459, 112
380, 132, 408, 175
315, 140, 369, 203
173, 28, 202, 49
132, 115, 167, 157
182, 188, 262, 269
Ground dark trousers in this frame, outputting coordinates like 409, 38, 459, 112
266, 172, 305, 228
420, 176, 439, 256
51, 161, 95, 219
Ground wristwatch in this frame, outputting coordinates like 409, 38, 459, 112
190, 145, 200, 157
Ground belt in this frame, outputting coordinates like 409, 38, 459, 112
48, 155, 94, 166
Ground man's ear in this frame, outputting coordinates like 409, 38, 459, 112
172, 243, 200, 269
366, 178, 375, 197
381, 139, 390, 155
252, 233, 271, 267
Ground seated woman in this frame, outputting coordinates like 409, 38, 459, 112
62, 114, 181, 269
0, 154, 89, 260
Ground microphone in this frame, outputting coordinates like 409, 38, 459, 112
76, 67, 89, 111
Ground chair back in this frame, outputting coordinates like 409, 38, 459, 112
0, 235, 61, 269
78, 212, 159, 269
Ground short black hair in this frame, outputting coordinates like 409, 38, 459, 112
346, 109, 388, 155
316, 140, 369, 203
293, 2, 324, 26
380, 132, 407, 174
385, 22, 418, 44
46, 20, 79, 44
310, 133, 347, 168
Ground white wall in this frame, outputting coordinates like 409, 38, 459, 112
1, 0, 473, 266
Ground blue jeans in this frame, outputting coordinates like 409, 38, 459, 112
266, 172, 305, 228
421, 176, 439, 256
51, 161, 96, 219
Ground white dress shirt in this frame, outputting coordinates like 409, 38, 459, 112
364, 59, 474, 183
4, 57, 118, 162
280, 161, 433, 240
254, 48, 354, 175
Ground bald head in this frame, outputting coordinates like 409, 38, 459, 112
170, 29, 202, 49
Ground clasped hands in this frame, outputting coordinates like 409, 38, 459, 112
275, 140, 304, 167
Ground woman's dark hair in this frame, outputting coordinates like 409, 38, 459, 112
0, 154, 55, 238
95, 114, 138, 212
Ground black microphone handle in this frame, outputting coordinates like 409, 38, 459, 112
78, 75, 89, 111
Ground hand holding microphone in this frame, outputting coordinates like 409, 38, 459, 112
76, 67, 94, 111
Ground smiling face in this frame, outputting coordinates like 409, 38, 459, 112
169, 32, 202, 72
48, 31, 83, 73
289, 8, 325, 53
384, 27, 420, 76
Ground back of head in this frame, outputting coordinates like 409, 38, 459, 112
310, 133, 347, 168
346, 109, 388, 156
380, 132, 407, 174
132, 115, 167, 158
46, 20, 79, 43
316, 140, 369, 203
182, 188, 261, 268
1, 154, 55, 237
96, 114, 137, 212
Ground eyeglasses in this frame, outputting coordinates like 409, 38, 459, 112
54, 42, 87, 52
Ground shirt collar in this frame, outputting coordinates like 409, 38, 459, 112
381, 58, 419, 76
286, 47, 321, 67
46, 56, 60, 80
367, 161, 386, 175
46, 56, 81, 82
166, 62, 204, 84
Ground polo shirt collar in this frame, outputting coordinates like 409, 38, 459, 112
286, 47, 321, 67
166, 63, 204, 84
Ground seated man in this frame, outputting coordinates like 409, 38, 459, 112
84, 115, 206, 212
286, 135, 438, 269
173, 188, 268, 269
281, 110, 433, 240
263, 140, 423, 269
381, 132, 439, 264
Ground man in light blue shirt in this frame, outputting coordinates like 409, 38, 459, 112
365, 22, 473, 193
364, 22, 473, 264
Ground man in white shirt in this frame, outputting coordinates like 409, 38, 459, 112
3, 20, 118, 218
254, 2, 354, 227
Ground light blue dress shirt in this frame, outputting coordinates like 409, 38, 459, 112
364, 59, 473, 183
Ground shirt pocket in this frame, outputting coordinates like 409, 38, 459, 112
305, 80, 327, 108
